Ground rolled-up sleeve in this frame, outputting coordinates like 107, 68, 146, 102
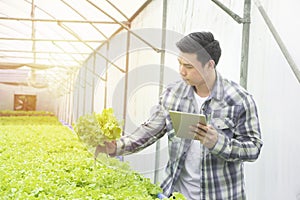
210, 95, 263, 162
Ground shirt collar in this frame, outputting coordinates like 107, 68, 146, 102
209, 71, 224, 101
181, 84, 194, 100
182, 70, 224, 101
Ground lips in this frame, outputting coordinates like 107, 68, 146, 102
182, 78, 190, 83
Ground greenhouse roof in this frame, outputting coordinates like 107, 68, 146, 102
0, 0, 150, 88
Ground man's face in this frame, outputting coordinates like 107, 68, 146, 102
178, 52, 209, 87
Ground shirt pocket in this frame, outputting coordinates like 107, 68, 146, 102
211, 117, 235, 139
210, 106, 240, 123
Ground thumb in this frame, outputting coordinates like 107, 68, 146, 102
94, 144, 105, 159
104, 141, 117, 155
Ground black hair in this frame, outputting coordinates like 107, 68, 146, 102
176, 32, 222, 66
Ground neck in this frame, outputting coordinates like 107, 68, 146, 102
195, 70, 216, 97
195, 85, 210, 97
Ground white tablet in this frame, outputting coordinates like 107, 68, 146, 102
169, 110, 207, 139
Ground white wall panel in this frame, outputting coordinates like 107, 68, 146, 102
0, 85, 55, 112
246, 0, 300, 199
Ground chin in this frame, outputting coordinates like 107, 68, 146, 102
185, 80, 194, 86
182, 79, 189, 84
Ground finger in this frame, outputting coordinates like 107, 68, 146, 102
205, 125, 217, 136
104, 141, 116, 155
190, 130, 204, 141
197, 121, 207, 126
197, 123, 208, 133
105, 141, 116, 148
189, 126, 206, 138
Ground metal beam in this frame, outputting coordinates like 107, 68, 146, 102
128, 0, 152, 22
51, 41, 84, 64
0, 62, 77, 70
211, 0, 251, 89
83, 0, 153, 63
154, 0, 168, 184
105, 0, 129, 21
31, 0, 36, 63
91, 53, 96, 112
0, 17, 119, 24
211, 0, 247, 24
58, 22, 126, 73
87, 0, 161, 53
254, 0, 300, 84
60, 0, 108, 39
122, 29, 130, 137
0, 55, 76, 62
104, 43, 109, 109
0, 49, 90, 55
0, 37, 105, 43
239, 0, 251, 89
85, 64, 106, 82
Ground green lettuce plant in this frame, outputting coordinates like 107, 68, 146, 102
0, 116, 164, 199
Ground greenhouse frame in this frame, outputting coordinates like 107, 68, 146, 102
0, 0, 300, 199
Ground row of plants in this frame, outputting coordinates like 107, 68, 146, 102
0, 115, 184, 199
0, 116, 61, 125
0, 110, 54, 116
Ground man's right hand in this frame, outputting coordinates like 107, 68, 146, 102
94, 141, 117, 159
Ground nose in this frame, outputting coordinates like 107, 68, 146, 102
179, 65, 186, 76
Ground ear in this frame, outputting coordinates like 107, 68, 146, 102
207, 59, 215, 69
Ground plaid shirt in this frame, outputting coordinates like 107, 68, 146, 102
116, 71, 263, 199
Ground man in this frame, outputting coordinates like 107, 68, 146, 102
98, 31, 263, 199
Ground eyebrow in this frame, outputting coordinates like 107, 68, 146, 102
178, 58, 193, 67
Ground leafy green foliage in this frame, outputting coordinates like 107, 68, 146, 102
0, 116, 163, 199
73, 108, 122, 150
96, 153, 132, 172
0, 110, 54, 116
0, 116, 61, 125
95, 108, 122, 141
73, 112, 105, 148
